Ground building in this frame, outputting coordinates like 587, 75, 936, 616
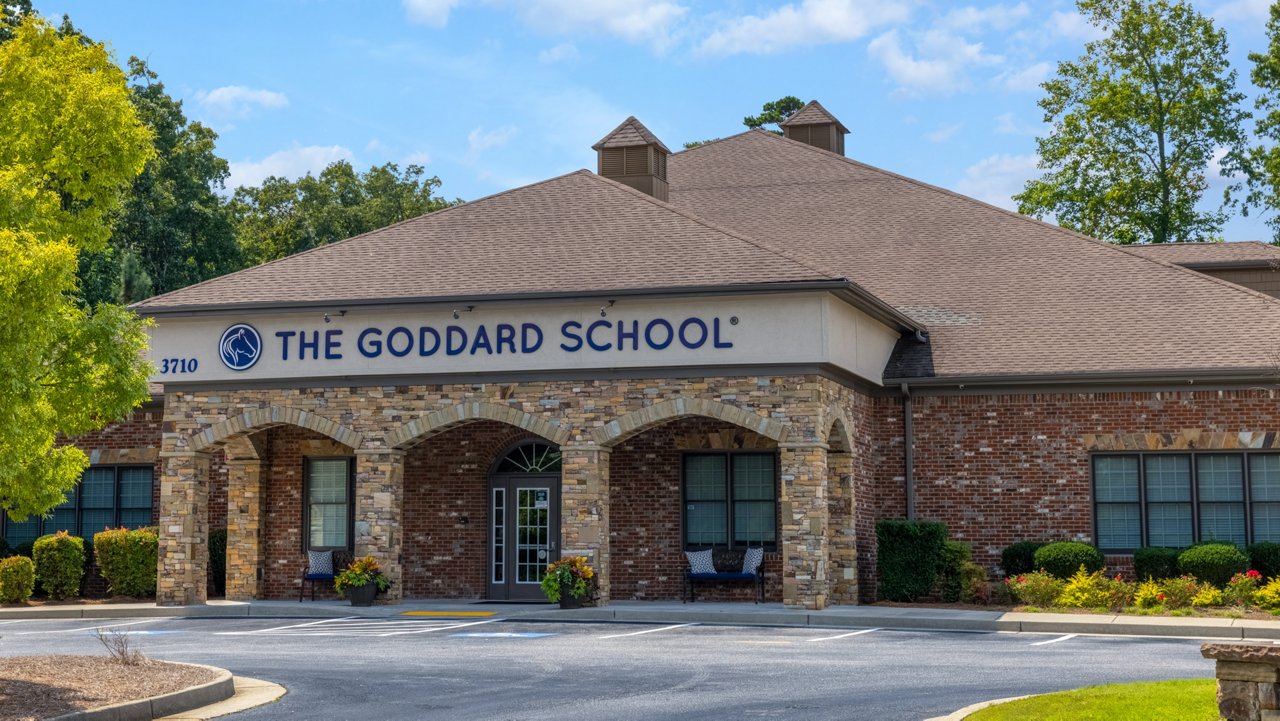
15, 102, 1280, 610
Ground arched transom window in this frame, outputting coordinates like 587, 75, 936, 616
495, 442, 562, 473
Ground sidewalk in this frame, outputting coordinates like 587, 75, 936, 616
7, 599, 1280, 639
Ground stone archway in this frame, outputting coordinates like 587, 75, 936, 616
387, 401, 569, 450
591, 398, 788, 448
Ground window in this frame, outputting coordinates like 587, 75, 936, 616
682, 453, 776, 549
1093, 452, 1273, 551
305, 457, 353, 552
2, 465, 154, 548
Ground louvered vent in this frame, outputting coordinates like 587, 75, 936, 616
624, 146, 650, 175
655, 151, 667, 182
780, 100, 849, 156
593, 116, 670, 200
601, 148, 625, 176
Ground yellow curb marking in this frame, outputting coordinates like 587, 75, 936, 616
400, 611, 497, 617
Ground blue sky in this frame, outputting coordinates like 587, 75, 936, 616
40, 0, 1280, 240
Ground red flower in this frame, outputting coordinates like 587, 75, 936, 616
1248, 570, 1262, 580
1157, 593, 1166, 601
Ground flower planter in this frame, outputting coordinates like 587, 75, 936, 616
348, 582, 378, 607
558, 592, 583, 610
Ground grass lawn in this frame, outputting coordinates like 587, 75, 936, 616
966, 679, 1220, 720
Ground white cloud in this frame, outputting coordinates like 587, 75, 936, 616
402, 150, 433, 166
227, 145, 354, 190
926, 123, 962, 143
538, 42, 579, 63
365, 138, 386, 153
519, 0, 688, 51
998, 60, 1052, 91
403, 0, 462, 27
1214, 0, 1271, 22
698, 0, 910, 56
953, 153, 1039, 210
194, 86, 289, 118
939, 3, 1030, 32
467, 125, 520, 161
995, 111, 1044, 136
867, 28, 1002, 94
1047, 10, 1105, 42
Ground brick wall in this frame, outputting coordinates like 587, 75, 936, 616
609, 417, 783, 602
402, 421, 537, 598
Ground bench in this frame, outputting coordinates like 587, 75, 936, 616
682, 547, 765, 603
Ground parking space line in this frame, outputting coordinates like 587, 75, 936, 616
598, 623, 697, 639
1030, 633, 1077, 646
16, 619, 164, 635
401, 611, 496, 617
378, 618, 501, 636
807, 628, 881, 642
214, 616, 358, 635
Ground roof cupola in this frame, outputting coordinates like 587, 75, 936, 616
592, 116, 670, 201
779, 100, 849, 156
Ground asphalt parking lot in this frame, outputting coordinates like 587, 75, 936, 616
0, 615, 1216, 720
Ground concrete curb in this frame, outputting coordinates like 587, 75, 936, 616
922, 695, 1031, 721
46, 662, 234, 721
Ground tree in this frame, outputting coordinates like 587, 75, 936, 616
0, 17, 153, 520
1249, 3, 1280, 243
1014, 0, 1250, 244
683, 95, 805, 149
230, 161, 457, 265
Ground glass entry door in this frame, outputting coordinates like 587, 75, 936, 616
489, 443, 562, 601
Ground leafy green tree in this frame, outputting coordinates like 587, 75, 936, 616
1015, 0, 1250, 244
231, 161, 457, 265
1249, 2, 1280, 243
744, 95, 805, 134
0, 16, 153, 520
0, 0, 31, 42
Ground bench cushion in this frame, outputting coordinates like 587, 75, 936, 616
688, 572, 757, 581
685, 549, 716, 574
303, 573, 335, 581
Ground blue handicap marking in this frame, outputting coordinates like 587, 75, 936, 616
450, 632, 555, 638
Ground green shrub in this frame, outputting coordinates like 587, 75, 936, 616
1191, 583, 1224, 607
208, 528, 227, 597
938, 540, 972, 603
33, 531, 84, 600
1178, 543, 1248, 588
1000, 540, 1046, 576
94, 528, 158, 598
1006, 570, 1063, 607
1248, 542, 1280, 580
0, 556, 35, 603
1055, 566, 1111, 609
958, 562, 990, 604
876, 520, 947, 602
1133, 547, 1181, 581
1159, 575, 1201, 609
1257, 577, 1280, 610
1134, 578, 1163, 608
1033, 541, 1104, 580
1226, 570, 1263, 608
13, 541, 33, 558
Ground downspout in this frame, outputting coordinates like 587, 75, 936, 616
900, 382, 914, 520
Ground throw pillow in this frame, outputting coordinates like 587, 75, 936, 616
307, 549, 334, 575
742, 547, 764, 574
685, 549, 716, 574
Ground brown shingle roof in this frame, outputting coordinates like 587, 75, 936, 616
591, 116, 672, 154
668, 131, 1280, 378
133, 170, 833, 311
779, 100, 850, 134
1122, 241, 1280, 267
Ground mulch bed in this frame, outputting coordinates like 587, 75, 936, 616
0, 655, 218, 720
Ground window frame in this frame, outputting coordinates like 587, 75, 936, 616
302, 456, 355, 553
1092, 451, 1263, 552
1, 464, 156, 546
680, 451, 778, 551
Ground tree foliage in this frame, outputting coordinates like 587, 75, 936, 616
743, 95, 805, 134
0, 17, 153, 521
1249, 2, 1280, 243
230, 161, 457, 265
1015, 0, 1250, 244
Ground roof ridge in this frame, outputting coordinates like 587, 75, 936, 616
670, 129, 760, 157
582, 170, 844, 282
132, 169, 596, 309
736, 132, 1280, 312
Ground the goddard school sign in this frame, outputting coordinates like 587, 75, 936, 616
146, 293, 901, 385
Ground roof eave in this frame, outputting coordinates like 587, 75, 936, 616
887, 367, 1280, 390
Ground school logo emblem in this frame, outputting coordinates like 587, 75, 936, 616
219, 324, 262, 371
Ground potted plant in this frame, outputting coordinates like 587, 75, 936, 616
333, 555, 391, 606
540, 555, 596, 609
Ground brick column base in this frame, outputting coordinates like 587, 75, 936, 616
354, 449, 405, 602
561, 445, 610, 604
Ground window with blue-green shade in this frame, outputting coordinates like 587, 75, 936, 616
1, 466, 154, 549
306, 458, 352, 551
1198, 455, 1245, 545
1145, 455, 1192, 548
1094, 456, 1140, 550
683, 453, 776, 549
1253, 455, 1280, 542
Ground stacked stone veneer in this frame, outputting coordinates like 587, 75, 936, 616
1203, 642, 1280, 721
159, 374, 858, 608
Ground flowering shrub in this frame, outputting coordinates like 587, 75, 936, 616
540, 555, 596, 602
333, 556, 391, 593
1055, 566, 1111, 609
1005, 570, 1063, 607
1134, 578, 1163, 609
1158, 575, 1201, 609
0, 556, 35, 604
1191, 584, 1224, 608
1226, 570, 1263, 608
1256, 577, 1280, 610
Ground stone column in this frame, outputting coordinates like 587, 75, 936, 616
224, 459, 264, 601
354, 449, 405, 602
157, 450, 211, 606
827, 450, 858, 604
560, 445, 610, 604
780, 443, 830, 610
1202, 642, 1280, 721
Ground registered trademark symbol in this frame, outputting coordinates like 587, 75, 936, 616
730, 316, 739, 325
